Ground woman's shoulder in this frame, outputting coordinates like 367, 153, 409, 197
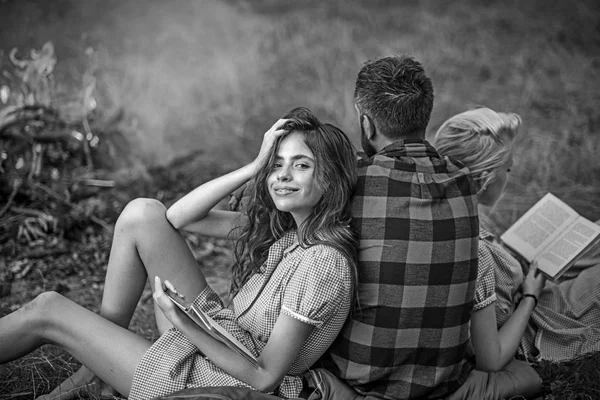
474, 232, 498, 311
478, 228, 517, 267
477, 233, 497, 273
302, 243, 349, 264
478, 228, 500, 256
293, 244, 352, 281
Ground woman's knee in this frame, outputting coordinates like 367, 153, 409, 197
116, 198, 168, 232
28, 290, 63, 309
23, 291, 66, 330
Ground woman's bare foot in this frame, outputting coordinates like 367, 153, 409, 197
37, 365, 119, 400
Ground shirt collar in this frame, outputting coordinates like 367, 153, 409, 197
377, 138, 442, 159
259, 230, 299, 273
479, 228, 495, 240
283, 236, 300, 256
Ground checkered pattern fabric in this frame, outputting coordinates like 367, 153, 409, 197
480, 228, 600, 362
478, 230, 523, 331
129, 231, 353, 400
321, 139, 479, 400
474, 234, 497, 312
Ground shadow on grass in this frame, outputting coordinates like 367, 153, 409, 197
2, 346, 600, 399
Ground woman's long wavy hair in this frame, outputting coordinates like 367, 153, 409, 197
230, 107, 358, 298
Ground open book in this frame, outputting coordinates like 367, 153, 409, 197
165, 288, 259, 369
500, 193, 600, 281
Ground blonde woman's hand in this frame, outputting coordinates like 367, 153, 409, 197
522, 261, 546, 299
253, 118, 289, 171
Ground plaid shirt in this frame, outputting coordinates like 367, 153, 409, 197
321, 139, 479, 400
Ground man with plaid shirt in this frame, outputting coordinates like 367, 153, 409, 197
320, 55, 479, 399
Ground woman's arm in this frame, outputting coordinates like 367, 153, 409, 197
165, 119, 289, 237
470, 263, 546, 371
153, 277, 313, 392
470, 296, 535, 371
165, 165, 253, 237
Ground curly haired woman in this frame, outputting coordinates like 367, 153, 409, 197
0, 107, 358, 400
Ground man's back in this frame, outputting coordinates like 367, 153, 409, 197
322, 139, 479, 399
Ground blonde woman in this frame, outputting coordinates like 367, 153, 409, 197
434, 107, 600, 398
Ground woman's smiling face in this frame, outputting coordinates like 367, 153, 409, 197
267, 132, 324, 226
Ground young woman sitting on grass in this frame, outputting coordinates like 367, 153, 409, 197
434, 107, 600, 398
0, 107, 358, 400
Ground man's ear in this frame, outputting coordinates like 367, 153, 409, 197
361, 114, 376, 140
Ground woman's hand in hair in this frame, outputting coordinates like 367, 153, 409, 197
165, 121, 289, 232
253, 118, 289, 172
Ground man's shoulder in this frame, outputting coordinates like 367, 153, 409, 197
354, 155, 477, 200
357, 149, 455, 176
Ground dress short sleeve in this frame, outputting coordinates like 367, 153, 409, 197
281, 245, 352, 328
474, 242, 497, 312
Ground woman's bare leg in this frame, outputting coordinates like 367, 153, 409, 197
0, 292, 152, 398
100, 197, 209, 331
42, 198, 210, 398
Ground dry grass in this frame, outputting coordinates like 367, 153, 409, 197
535, 352, 600, 399
0, 348, 81, 400
1, 0, 599, 398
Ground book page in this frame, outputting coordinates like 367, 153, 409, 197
535, 217, 600, 278
500, 193, 579, 261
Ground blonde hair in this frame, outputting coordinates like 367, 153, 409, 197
433, 107, 522, 192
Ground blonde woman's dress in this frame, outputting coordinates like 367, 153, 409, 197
478, 228, 600, 361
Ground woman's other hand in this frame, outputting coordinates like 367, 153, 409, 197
253, 118, 289, 171
522, 261, 546, 299
153, 276, 186, 327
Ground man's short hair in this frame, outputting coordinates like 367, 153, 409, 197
354, 54, 434, 139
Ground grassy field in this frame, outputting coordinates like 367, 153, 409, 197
2, 0, 598, 224
1, 0, 599, 398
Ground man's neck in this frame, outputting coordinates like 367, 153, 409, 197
373, 136, 395, 153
